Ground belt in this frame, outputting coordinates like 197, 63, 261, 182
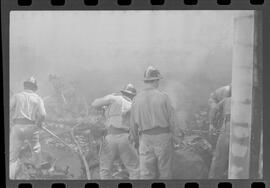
107, 126, 129, 135
140, 127, 170, 135
13, 118, 35, 125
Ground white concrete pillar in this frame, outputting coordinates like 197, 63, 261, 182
228, 11, 255, 179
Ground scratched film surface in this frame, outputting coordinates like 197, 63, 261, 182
8, 10, 262, 180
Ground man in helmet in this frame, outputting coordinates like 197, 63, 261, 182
208, 84, 231, 152
91, 84, 139, 179
208, 86, 231, 179
209, 84, 231, 131
9, 77, 46, 179
129, 66, 182, 179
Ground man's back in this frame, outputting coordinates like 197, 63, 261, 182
218, 97, 231, 116
131, 88, 172, 131
10, 90, 46, 121
105, 94, 132, 130
209, 85, 231, 128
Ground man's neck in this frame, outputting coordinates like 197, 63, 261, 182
144, 83, 158, 90
23, 89, 34, 93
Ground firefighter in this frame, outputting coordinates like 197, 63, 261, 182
208, 86, 231, 179
209, 84, 231, 131
9, 77, 46, 179
208, 84, 231, 150
129, 66, 182, 179
91, 84, 139, 179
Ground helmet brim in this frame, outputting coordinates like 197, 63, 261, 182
121, 90, 136, 96
143, 76, 163, 81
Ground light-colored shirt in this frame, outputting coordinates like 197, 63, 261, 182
104, 94, 132, 130
209, 85, 231, 125
130, 87, 179, 135
10, 90, 46, 121
217, 97, 231, 116
209, 97, 231, 129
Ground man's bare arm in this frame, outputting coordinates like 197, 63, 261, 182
91, 95, 113, 108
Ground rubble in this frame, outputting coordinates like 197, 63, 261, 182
21, 74, 216, 179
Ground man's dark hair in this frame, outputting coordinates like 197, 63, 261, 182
24, 82, 38, 91
123, 92, 135, 100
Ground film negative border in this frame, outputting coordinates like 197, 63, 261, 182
1, 0, 269, 188
13, 0, 268, 7
15, 0, 266, 6
2, 0, 269, 10
8, 180, 268, 188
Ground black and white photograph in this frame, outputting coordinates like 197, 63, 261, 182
9, 10, 262, 180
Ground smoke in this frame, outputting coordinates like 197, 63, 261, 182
10, 11, 235, 126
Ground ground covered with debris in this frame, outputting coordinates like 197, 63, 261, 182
18, 75, 215, 179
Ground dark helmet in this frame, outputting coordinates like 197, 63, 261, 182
121, 83, 137, 96
143, 66, 163, 81
23, 76, 38, 91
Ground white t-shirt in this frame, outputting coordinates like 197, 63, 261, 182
105, 94, 132, 130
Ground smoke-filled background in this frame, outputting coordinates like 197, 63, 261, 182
10, 11, 236, 128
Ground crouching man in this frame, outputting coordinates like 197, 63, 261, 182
91, 84, 139, 179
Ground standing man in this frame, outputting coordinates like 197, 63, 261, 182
9, 77, 46, 179
209, 84, 231, 131
208, 84, 231, 149
130, 66, 182, 179
91, 84, 139, 179
208, 87, 231, 179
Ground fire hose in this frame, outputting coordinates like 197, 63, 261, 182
41, 123, 92, 180
70, 125, 91, 180
41, 126, 72, 149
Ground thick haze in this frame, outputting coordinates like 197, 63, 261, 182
10, 11, 238, 127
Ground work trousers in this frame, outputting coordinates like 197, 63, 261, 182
139, 133, 173, 179
9, 124, 41, 179
99, 133, 139, 179
208, 119, 230, 179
